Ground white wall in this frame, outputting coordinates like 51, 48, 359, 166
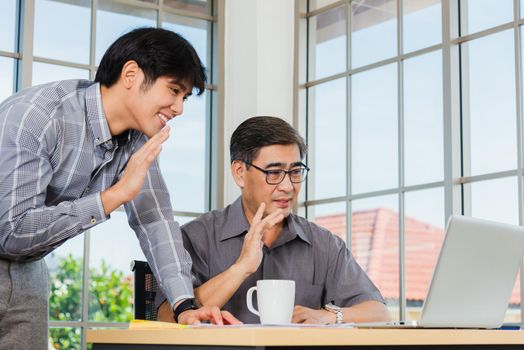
222, 0, 295, 204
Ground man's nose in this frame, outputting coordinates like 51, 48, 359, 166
277, 173, 294, 191
170, 97, 184, 116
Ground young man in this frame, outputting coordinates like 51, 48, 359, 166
0, 28, 236, 350
158, 116, 390, 324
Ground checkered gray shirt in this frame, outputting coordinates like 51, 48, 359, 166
0, 79, 193, 306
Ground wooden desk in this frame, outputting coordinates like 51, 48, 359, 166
87, 326, 524, 349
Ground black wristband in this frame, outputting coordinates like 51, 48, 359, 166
173, 298, 198, 323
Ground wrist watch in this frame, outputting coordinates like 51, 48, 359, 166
324, 302, 343, 324
173, 298, 198, 323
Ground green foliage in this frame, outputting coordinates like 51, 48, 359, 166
48, 254, 133, 350
88, 260, 133, 322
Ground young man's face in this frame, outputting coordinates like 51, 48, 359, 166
237, 144, 304, 222
128, 72, 192, 138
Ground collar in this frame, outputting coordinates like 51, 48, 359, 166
220, 197, 312, 247
85, 82, 113, 147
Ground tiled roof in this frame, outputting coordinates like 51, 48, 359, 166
315, 208, 520, 305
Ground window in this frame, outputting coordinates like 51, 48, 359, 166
299, 0, 522, 323
0, 1, 217, 349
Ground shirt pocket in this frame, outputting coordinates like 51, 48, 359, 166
294, 281, 324, 309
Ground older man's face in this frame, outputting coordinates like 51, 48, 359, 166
240, 144, 304, 221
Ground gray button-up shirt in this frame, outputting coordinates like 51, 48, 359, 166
0, 80, 193, 306
158, 197, 384, 323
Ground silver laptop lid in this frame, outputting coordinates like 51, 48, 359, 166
419, 215, 524, 328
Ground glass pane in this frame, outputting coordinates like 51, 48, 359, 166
352, 64, 397, 194
34, 0, 91, 64
32, 62, 90, 86
0, 57, 15, 103
308, 5, 347, 80
0, 0, 17, 52
403, 0, 441, 53
467, 177, 520, 322
404, 187, 445, 321
460, 0, 513, 36
351, 0, 397, 68
49, 327, 82, 350
352, 194, 399, 321
45, 234, 85, 322
308, 78, 347, 200
163, 14, 210, 69
309, 0, 342, 11
463, 30, 517, 176
309, 202, 347, 242
89, 212, 141, 322
176, 216, 197, 226
164, 0, 211, 16
404, 50, 443, 186
469, 177, 519, 226
96, 1, 156, 65
160, 91, 208, 213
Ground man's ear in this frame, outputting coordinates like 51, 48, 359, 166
121, 60, 140, 89
231, 160, 246, 188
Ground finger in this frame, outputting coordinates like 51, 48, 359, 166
221, 311, 243, 325
189, 316, 201, 326
209, 307, 224, 326
257, 210, 285, 231
292, 313, 305, 323
252, 203, 266, 225
145, 144, 162, 163
137, 126, 170, 152
179, 312, 200, 325
252, 208, 282, 233
135, 127, 170, 158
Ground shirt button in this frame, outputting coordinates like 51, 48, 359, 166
85, 187, 90, 193
90, 217, 97, 224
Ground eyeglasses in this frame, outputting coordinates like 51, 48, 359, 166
244, 161, 310, 185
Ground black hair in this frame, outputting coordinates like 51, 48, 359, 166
95, 27, 206, 94
230, 116, 308, 164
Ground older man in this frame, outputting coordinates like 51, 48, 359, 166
158, 116, 390, 324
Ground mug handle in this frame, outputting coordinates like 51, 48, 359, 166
246, 286, 259, 316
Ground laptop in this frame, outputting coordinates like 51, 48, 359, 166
355, 215, 524, 329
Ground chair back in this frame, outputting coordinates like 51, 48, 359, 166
130, 260, 159, 320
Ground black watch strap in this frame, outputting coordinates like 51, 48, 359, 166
173, 298, 198, 323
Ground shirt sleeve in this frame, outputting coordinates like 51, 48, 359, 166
325, 234, 385, 307
181, 220, 210, 288
154, 219, 211, 308
124, 148, 194, 309
0, 102, 107, 261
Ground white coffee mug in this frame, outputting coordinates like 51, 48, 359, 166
246, 279, 295, 324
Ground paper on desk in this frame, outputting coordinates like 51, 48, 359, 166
129, 320, 189, 330
188, 323, 354, 329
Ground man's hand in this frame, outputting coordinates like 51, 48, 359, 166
234, 203, 285, 275
100, 126, 170, 215
177, 306, 242, 325
292, 305, 336, 324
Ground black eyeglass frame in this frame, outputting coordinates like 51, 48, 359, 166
243, 161, 310, 185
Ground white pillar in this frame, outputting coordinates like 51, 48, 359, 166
222, 0, 295, 205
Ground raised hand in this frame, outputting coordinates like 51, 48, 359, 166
235, 203, 285, 275
100, 126, 170, 215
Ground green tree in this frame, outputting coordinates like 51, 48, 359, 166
48, 254, 133, 350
